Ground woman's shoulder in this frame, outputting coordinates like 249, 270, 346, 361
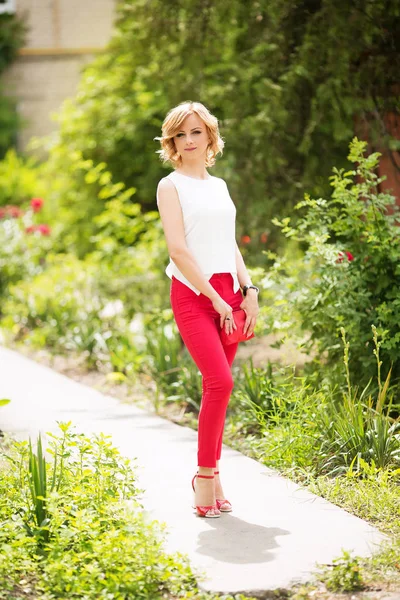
156, 175, 179, 207
157, 173, 175, 187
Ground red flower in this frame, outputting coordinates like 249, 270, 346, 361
31, 197, 44, 213
0, 204, 24, 219
260, 232, 269, 243
241, 235, 251, 245
37, 224, 51, 236
8, 205, 24, 218
25, 223, 51, 236
336, 250, 354, 263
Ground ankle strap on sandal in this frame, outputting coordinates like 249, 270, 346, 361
214, 470, 219, 475
197, 474, 214, 479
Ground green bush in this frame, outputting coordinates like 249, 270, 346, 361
228, 373, 329, 476
37, 151, 141, 258
0, 423, 196, 598
0, 149, 47, 207
0, 13, 27, 157
143, 309, 183, 409
267, 137, 400, 389
0, 201, 52, 302
0, 169, 169, 370
317, 549, 365, 592
0, 253, 145, 373
230, 357, 299, 435
237, 325, 400, 478
317, 326, 400, 476
87, 174, 168, 314
0, 422, 256, 600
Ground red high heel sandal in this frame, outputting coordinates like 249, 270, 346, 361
192, 473, 221, 518
214, 470, 232, 512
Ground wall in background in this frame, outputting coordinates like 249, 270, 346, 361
3, 0, 116, 151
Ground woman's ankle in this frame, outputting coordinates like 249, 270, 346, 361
197, 466, 214, 476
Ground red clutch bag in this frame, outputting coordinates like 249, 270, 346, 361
220, 309, 255, 345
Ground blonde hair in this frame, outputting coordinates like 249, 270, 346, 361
154, 101, 225, 168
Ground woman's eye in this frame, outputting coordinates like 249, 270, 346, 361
176, 131, 201, 137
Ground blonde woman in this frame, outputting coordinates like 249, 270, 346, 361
155, 101, 259, 518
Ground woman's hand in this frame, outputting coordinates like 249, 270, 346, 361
240, 290, 259, 337
211, 296, 238, 335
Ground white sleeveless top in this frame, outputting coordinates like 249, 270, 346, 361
159, 170, 240, 295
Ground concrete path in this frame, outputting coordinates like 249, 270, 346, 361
0, 345, 389, 598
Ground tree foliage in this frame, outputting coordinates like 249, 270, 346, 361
43, 0, 400, 247
0, 12, 27, 157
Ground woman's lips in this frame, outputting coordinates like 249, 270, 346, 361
185, 148, 197, 151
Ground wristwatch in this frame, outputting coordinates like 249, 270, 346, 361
242, 284, 259, 297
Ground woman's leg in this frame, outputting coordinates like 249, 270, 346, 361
200, 341, 239, 463
171, 292, 235, 467
170, 274, 242, 506
216, 340, 239, 460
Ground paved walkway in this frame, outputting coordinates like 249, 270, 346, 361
0, 345, 389, 598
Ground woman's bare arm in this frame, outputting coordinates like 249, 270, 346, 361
157, 178, 221, 301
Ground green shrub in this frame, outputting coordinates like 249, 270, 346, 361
316, 326, 400, 476
33, 149, 166, 263
0, 423, 189, 598
238, 325, 400, 479
267, 137, 400, 389
230, 357, 300, 435
166, 353, 204, 414
142, 309, 185, 410
0, 149, 47, 206
87, 179, 168, 315
0, 253, 145, 373
0, 422, 256, 600
317, 549, 364, 592
39, 152, 139, 258
0, 148, 169, 361
142, 309, 217, 415
0, 202, 52, 302
0, 13, 27, 157
229, 374, 330, 476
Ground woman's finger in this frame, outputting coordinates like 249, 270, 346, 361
247, 316, 257, 336
225, 314, 234, 334
243, 317, 252, 335
222, 309, 233, 332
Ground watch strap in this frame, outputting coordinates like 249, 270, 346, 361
243, 284, 259, 296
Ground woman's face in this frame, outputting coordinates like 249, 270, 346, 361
173, 113, 210, 162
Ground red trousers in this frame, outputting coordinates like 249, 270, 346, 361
170, 273, 243, 468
